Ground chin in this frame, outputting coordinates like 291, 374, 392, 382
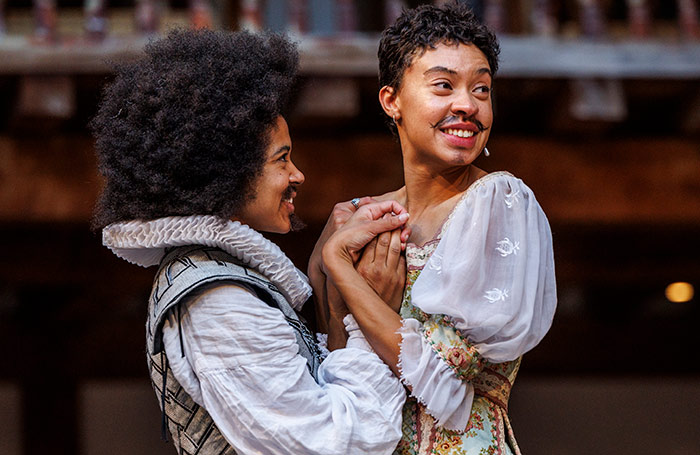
269, 225, 291, 235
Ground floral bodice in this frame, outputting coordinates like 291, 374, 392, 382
394, 190, 525, 455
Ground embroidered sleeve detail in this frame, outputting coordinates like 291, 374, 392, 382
484, 288, 509, 303
422, 316, 485, 382
495, 237, 519, 257
425, 252, 443, 274
503, 187, 521, 208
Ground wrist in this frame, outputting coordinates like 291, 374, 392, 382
321, 242, 354, 280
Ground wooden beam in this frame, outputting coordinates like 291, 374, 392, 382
0, 134, 698, 226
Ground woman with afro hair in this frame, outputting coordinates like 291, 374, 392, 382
94, 29, 410, 455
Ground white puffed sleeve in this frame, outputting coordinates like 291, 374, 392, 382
411, 173, 557, 363
162, 284, 405, 455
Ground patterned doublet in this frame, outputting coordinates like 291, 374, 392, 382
395, 233, 522, 455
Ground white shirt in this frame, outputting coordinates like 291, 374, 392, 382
102, 216, 406, 455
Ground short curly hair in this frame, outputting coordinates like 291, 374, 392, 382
91, 29, 299, 228
378, 2, 500, 133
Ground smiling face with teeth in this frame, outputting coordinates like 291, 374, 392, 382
234, 116, 305, 234
380, 42, 493, 172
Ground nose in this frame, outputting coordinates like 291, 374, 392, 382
289, 161, 305, 185
451, 90, 478, 118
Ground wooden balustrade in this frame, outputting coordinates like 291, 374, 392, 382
0, 1, 697, 42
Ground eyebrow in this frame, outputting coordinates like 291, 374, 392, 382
272, 145, 291, 158
423, 66, 457, 77
423, 66, 493, 78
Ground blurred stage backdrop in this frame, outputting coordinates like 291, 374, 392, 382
0, 1, 698, 454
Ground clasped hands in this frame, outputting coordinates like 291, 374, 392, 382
308, 198, 410, 347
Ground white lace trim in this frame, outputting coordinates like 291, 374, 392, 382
102, 215, 312, 310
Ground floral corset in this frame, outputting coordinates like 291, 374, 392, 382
395, 239, 522, 455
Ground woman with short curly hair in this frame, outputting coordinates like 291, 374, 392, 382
95, 29, 410, 455
318, 3, 557, 454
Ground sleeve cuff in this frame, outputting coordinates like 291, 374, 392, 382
397, 318, 474, 431
343, 314, 375, 353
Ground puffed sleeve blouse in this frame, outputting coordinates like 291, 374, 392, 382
397, 172, 557, 431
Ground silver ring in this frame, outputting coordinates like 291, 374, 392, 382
350, 198, 361, 209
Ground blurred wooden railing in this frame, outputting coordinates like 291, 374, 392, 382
0, 1, 699, 78
0, 1, 698, 39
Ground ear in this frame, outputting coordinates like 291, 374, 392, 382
379, 85, 400, 120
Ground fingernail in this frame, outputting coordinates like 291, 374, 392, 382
397, 213, 409, 222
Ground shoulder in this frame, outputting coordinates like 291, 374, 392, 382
464, 171, 541, 205
371, 187, 406, 205
181, 282, 292, 335
472, 171, 528, 191
446, 172, 546, 229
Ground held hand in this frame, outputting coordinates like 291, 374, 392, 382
308, 197, 375, 334
356, 227, 407, 313
322, 200, 410, 275
308, 197, 376, 282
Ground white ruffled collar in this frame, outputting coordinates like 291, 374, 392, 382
102, 215, 312, 310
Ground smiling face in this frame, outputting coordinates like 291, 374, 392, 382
234, 116, 304, 234
380, 42, 493, 172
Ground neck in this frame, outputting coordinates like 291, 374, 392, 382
399, 145, 486, 245
403, 160, 474, 215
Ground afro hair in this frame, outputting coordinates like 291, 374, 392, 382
91, 29, 299, 228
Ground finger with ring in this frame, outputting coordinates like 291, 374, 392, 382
350, 197, 361, 209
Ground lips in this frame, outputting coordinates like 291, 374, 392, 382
282, 186, 297, 205
282, 187, 297, 214
282, 195, 295, 209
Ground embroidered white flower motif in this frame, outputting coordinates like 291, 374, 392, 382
495, 237, 520, 257
504, 189, 521, 208
427, 253, 443, 274
484, 288, 509, 303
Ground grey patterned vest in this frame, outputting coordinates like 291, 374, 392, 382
146, 245, 322, 454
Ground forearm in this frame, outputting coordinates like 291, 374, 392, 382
308, 262, 330, 334
325, 281, 348, 350
330, 264, 403, 376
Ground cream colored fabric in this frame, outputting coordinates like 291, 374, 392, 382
102, 215, 311, 309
